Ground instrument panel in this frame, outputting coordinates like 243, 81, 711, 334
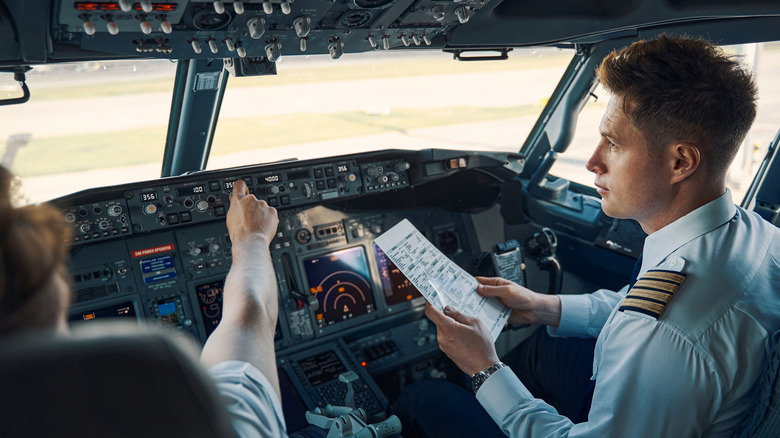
57, 149, 521, 423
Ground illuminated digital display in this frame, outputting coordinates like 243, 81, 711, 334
374, 244, 422, 306
263, 174, 281, 183
304, 247, 375, 328
297, 350, 348, 386
139, 255, 177, 285
156, 299, 181, 327
195, 280, 223, 337
75, 2, 176, 11
224, 180, 236, 190
176, 185, 205, 197
140, 192, 158, 202
69, 301, 137, 323
338, 165, 349, 173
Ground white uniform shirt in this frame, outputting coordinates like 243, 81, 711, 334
477, 190, 780, 437
209, 361, 289, 438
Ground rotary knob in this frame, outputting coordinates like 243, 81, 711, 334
79, 223, 92, 234
265, 185, 280, 196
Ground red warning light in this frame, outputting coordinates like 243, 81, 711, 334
360, 361, 368, 367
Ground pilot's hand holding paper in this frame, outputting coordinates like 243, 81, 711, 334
374, 219, 510, 341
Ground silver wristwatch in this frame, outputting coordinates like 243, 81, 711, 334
471, 362, 506, 394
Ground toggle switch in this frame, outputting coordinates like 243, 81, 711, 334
190, 39, 202, 54
213, 1, 225, 14
328, 41, 344, 59
382, 35, 390, 50
224, 37, 236, 51
233, 1, 245, 14
207, 38, 219, 54
81, 15, 96, 36
265, 41, 281, 61
248, 17, 266, 39
367, 34, 378, 48
104, 15, 119, 35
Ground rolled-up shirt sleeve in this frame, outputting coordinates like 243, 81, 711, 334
209, 361, 288, 438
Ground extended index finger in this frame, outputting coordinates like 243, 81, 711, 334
231, 179, 250, 198
424, 302, 453, 327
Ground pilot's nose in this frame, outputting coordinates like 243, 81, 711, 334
586, 143, 606, 175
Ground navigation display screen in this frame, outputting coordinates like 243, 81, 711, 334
303, 247, 375, 328
297, 350, 348, 386
374, 244, 422, 306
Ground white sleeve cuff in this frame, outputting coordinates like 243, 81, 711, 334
548, 293, 592, 337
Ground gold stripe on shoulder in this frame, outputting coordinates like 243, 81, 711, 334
642, 270, 686, 284
632, 279, 679, 293
626, 288, 674, 304
620, 298, 665, 317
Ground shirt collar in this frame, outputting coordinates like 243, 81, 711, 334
640, 189, 737, 275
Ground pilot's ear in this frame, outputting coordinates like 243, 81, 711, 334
669, 142, 700, 184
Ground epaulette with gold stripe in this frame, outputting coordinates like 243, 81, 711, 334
619, 269, 686, 319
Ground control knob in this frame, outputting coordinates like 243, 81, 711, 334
189, 246, 202, 257
108, 205, 123, 216
209, 243, 220, 254
196, 200, 209, 212
98, 220, 110, 230
265, 185, 280, 196
377, 174, 389, 184
64, 212, 76, 223
79, 223, 91, 234
394, 161, 411, 172
366, 166, 383, 177
143, 204, 158, 215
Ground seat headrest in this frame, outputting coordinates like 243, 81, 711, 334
0, 322, 236, 438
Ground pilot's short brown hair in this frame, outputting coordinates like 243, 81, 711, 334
597, 35, 757, 177
0, 166, 72, 335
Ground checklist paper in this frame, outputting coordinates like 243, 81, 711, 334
374, 219, 510, 341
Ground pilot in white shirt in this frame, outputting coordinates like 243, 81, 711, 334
477, 190, 780, 437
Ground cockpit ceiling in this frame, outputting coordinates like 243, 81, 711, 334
1, 0, 780, 66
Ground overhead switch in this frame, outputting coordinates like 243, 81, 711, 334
293, 16, 311, 37
213, 1, 225, 14
159, 17, 173, 34
233, 1, 245, 14
105, 16, 119, 35
140, 0, 153, 13
455, 5, 470, 24
208, 38, 219, 54
248, 17, 266, 39
382, 35, 390, 50
262, 1, 273, 14
139, 17, 153, 34
81, 16, 96, 36
423, 34, 432, 45
236, 44, 247, 58
412, 34, 421, 46
191, 39, 202, 54
224, 38, 236, 51
367, 35, 378, 48
281, 0, 292, 15
265, 41, 282, 61
119, 0, 133, 12
329, 41, 344, 59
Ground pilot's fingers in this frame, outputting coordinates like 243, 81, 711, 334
231, 179, 250, 198
424, 302, 447, 325
475, 276, 514, 287
476, 282, 515, 299
443, 305, 477, 326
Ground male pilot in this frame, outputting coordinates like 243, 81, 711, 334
398, 35, 780, 437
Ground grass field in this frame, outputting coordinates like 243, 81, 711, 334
7, 105, 538, 177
